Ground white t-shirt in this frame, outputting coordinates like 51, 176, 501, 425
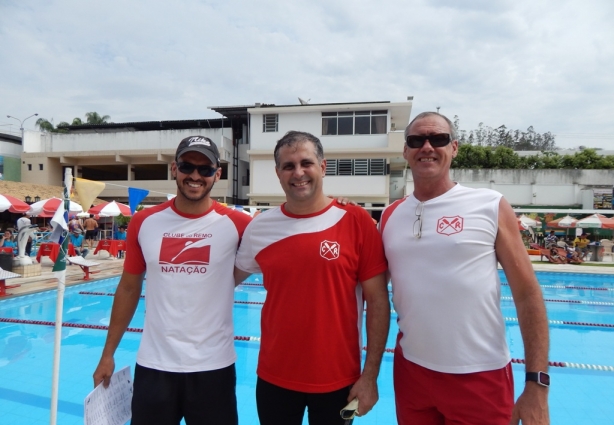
124, 200, 250, 373
381, 184, 510, 373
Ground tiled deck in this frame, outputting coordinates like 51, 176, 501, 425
1, 250, 125, 298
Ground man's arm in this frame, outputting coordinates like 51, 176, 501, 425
92, 270, 144, 388
348, 272, 390, 417
495, 198, 549, 425
234, 266, 252, 287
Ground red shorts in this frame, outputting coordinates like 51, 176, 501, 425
394, 341, 514, 425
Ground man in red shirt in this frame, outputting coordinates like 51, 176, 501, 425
235, 131, 390, 425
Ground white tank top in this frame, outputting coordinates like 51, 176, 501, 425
381, 184, 510, 373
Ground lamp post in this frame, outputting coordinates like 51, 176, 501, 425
6, 113, 39, 141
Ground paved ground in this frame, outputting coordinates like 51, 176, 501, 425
1, 250, 125, 298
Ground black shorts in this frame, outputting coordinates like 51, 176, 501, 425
256, 377, 353, 425
131, 363, 238, 425
85, 230, 97, 240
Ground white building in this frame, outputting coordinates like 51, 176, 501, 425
18, 100, 613, 215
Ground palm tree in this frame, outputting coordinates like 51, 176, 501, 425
85, 112, 111, 124
36, 118, 69, 133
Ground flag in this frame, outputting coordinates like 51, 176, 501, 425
128, 187, 149, 214
49, 202, 68, 244
52, 173, 73, 274
75, 178, 105, 211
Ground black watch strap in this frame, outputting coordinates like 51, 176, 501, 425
526, 371, 550, 387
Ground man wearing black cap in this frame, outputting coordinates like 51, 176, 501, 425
93, 135, 251, 425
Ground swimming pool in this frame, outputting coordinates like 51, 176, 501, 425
1, 270, 613, 424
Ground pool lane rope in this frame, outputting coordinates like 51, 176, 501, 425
1, 317, 613, 372
501, 282, 614, 292
501, 296, 614, 306
78, 291, 614, 328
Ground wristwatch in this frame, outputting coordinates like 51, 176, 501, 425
525, 371, 550, 387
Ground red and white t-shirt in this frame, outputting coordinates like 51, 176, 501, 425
235, 201, 387, 393
124, 200, 250, 373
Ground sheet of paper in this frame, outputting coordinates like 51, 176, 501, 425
84, 366, 132, 425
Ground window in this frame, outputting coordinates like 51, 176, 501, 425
325, 159, 387, 176
263, 114, 278, 132
322, 110, 387, 135
39, 164, 44, 171
27, 164, 32, 171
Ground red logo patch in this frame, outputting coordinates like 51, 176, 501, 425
320, 240, 340, 260
437, 216, 464, 236
159, 237, 211, 265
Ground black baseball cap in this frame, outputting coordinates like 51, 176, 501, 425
175, 136, 220, 166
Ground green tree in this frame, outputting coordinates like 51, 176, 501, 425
36, 118, 68, 133
84, 112, 111, 124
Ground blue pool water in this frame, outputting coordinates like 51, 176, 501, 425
1, 270, 613, 424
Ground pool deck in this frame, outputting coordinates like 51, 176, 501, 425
1, 254, 613, 300
1, 250, 125, 299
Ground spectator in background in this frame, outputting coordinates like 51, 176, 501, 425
83, 214, 99, 249
544, 230, 558, 248
1, 230, 16, 249
69, 215, 85, 233
573, 233, 590, 260
115, 226, 127, 258
69, 228, 88, 258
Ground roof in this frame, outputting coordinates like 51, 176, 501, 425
58, 118, 229, 132
0, 181, 104, 206
0, 132, 22, 144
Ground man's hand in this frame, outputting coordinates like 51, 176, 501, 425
347, 375, 379, 417
328, 196, 357, 206
92, 355, 115, 388
509, 384, 549, 425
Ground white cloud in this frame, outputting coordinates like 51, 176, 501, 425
1, 0, 613, 149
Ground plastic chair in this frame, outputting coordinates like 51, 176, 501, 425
600, 240, 613, 261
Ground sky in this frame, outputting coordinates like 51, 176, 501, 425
1, 0, 613, 150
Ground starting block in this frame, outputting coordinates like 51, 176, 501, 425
0, 268, 22, 297
68, 256, 101, 281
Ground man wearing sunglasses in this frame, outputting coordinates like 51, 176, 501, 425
380, 112, 550, 424
93, 135, 251, 424
234, 131, 390, 425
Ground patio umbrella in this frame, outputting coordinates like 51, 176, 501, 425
575, 214, 614, 229
88, 201, 132, 217
517, 218, 529, 231
28, 197, 83, 217
0, 194, 31, 213
546, 215, 578, 228
88, 201, 131, 240
518, 214, 541, 228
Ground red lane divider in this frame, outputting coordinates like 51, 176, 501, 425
79, 291, 267, 306
7, 317, 614, 370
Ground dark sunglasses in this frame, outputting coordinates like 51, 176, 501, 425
177, 161, 218, 177
405, 133, 451, 149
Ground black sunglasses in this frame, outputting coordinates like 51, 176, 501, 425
405, 133, 451, 149
177, 161, 218, 177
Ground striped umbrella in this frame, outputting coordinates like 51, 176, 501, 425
0, 194, 30, 213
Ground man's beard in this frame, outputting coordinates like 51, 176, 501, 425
176, 179, 215, 203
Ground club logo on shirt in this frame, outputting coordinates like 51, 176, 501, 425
320, 240, 340, 260
159, 236, 211, 273
437, 216, 464, 236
